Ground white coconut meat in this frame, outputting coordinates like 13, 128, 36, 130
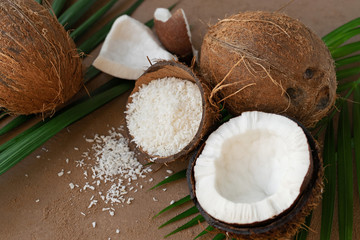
154, 8, 173, 22
92, 15, 175, 80
194, 111, 310, 225
126, 77, 202, 157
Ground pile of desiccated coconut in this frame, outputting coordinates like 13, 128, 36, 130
68, 126, 153, 216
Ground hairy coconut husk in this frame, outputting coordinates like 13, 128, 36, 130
200, 11, 336, 128
125, 61, 219, 164
187, 119, 324, 240
0, 0, 83, 115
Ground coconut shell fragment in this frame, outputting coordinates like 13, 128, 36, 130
187, 112, 323, 239
154, 8, 193, 58
125, 61, 219, 164
200, 11, 337, 127
0, 0, 83, 115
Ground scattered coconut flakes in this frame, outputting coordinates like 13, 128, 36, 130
74, 147, 79, 151
116, 229, 120, 234
170, 200, 175, 205
88, 199, 98, 209
93, 15, 175, 80
65, 158, 69, 164
57, 169, 64, 177
70, 127, 151, 217
35, 199, 40, 203
166, 170, 173, 174
36, 155, 41, 159
25, 174, 28, 177
69, 183, 75, 190
153, 197, 158, 202
92, 222, 96, 228
162, 188, 167, 192
80, 212, 86, 216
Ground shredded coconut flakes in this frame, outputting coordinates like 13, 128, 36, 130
126, 77, 202, 157
72, 127, 151, 216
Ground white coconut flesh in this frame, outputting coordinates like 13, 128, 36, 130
194, 111, 311, 225
126, 77, 203, 157
92, 15, 174, 80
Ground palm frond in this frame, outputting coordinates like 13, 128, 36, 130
153, 195, 191, 218
320, 121, 336, 240
159, 206, 199, 229
337, 102, 353, 240
150, 169, 186, 190
164, 215, 205, 238
58, 0, 97, 30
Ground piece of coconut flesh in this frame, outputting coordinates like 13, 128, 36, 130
194, 111, 311, 225
92, 15, 175, 80
126, 77, 202, 157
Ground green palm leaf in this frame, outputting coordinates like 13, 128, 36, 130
336, 54, 360, 67
331, 41, 360, 59
0, 115, 34, 136
51, 0, 67, 17
320, 121, 337, 240
164, 214, 205, 238
322, 17, 360, 46
78, 0, 144, 55
153, 195, 191, 218
194, 225, 214, 239
353, 86, 360, 200
212, 233, 226, 240
159, 206, 199, 229
336, 67, 360, 81
70, 0, 118, 41
337, 102, 353, 240
150, 169, 186, 190
58, 0, 97, 30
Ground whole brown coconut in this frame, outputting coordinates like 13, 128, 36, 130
0, 0, 83, 115
125, 61, 219, 164
200, 11, 336, 127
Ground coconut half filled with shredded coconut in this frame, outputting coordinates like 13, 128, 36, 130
187, 111, 323, 239
125, 61, 219, 163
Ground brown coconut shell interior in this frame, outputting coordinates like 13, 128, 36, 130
187, 119, 323, 239
125, 61, 219, 164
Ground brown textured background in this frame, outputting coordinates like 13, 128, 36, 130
1, 0, 360, 239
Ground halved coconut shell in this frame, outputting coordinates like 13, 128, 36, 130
187, 112, 323, 239
125, 61, 219, 164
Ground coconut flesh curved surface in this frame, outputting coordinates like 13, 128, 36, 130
194, 111, 311, 225
126, 77, 203, 157
92, 15, 174, 80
